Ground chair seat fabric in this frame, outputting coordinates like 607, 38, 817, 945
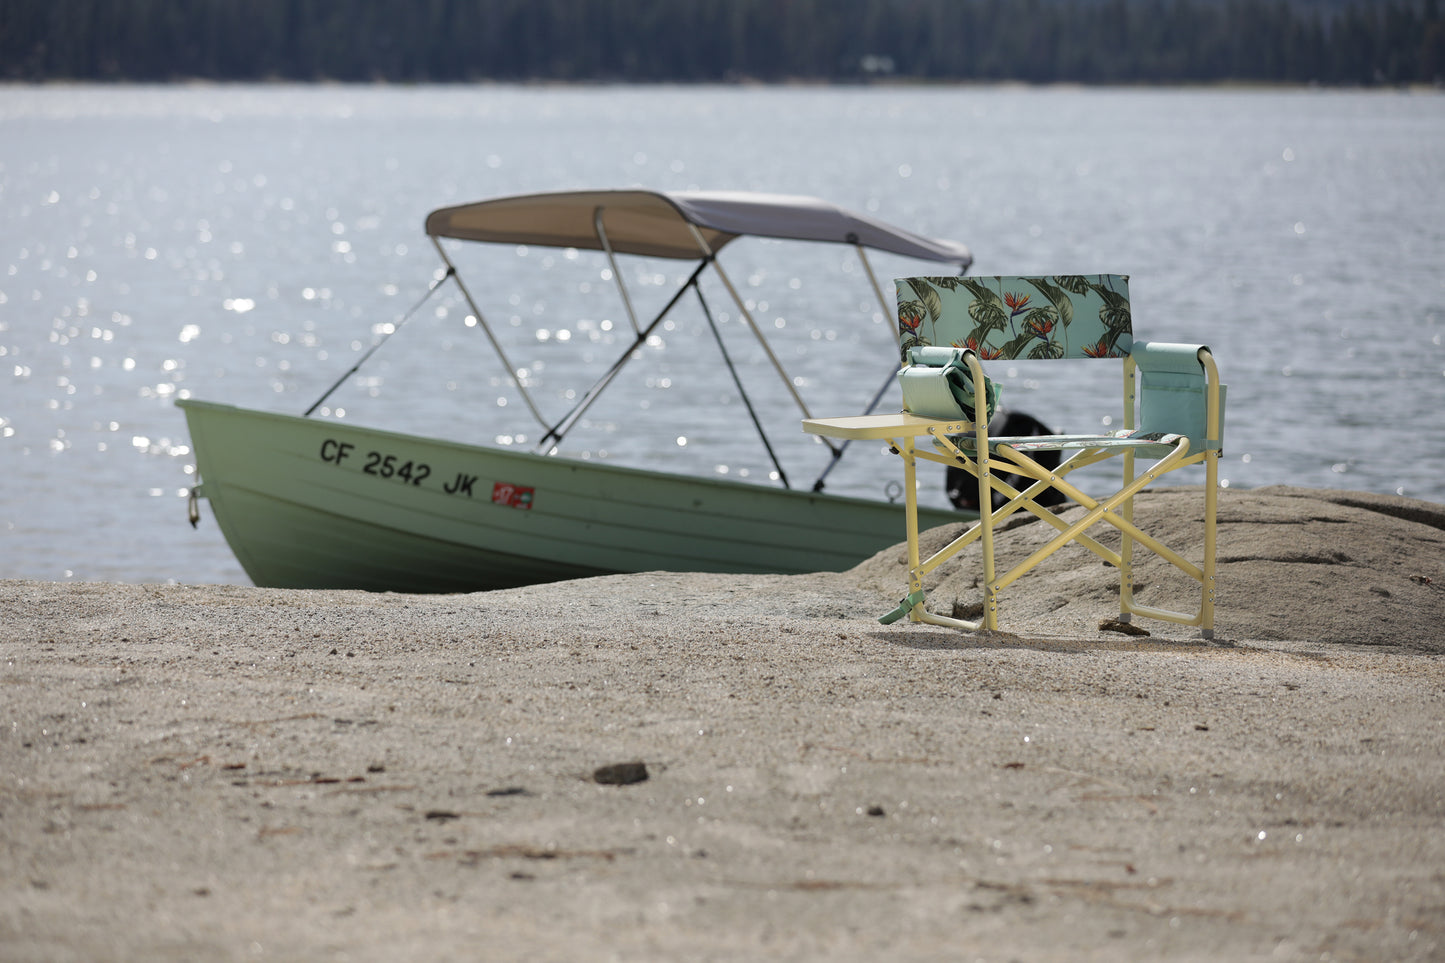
951, 429, 1186, 452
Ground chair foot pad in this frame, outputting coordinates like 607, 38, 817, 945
879, 589, 927, 624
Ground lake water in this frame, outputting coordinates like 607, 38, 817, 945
2, 84, 1443, 585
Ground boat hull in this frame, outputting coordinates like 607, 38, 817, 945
177, 399, 966, 593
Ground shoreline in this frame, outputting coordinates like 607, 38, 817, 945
2, 485, 1443, 960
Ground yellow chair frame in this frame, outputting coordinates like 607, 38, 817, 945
804, 274, 1225, 638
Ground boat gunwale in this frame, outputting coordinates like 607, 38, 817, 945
177, 397, 969, 522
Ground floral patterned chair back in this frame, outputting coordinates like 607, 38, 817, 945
895, 274, 1132, 361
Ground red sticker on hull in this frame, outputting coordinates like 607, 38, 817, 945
491, 482, 534, 509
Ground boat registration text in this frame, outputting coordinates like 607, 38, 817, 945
318, 438, 530, 507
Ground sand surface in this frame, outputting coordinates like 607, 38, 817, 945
2, 485, 1443, 961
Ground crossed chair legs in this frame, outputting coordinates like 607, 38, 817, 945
883, 426, 1217, 638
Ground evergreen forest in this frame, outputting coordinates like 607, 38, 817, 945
3, 0, 1442, 86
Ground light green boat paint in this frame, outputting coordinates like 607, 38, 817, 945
179, 399, 964, 592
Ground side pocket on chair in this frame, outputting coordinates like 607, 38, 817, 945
898, 346, 1001, 422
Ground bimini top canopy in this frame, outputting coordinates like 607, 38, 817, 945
425, 189, 972, 267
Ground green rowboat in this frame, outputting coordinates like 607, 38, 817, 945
179, 190, 975, 592
178, 397, 965, 592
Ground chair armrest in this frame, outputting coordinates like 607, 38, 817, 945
802, 412, 973, 440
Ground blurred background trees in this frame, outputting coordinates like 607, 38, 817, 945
3, 0, 1440, 86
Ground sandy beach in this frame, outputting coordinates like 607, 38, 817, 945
2, 485, 1443, 961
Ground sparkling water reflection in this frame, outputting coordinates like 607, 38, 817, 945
2, 84, 1442, 584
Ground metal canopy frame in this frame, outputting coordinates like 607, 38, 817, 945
432, 225, 909, 490
413, 191, 970, 492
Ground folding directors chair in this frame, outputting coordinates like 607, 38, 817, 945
803, 275, 1225, 637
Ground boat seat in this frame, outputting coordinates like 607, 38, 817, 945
803, 274, 1225, 637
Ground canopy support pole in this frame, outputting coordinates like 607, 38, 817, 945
854, 243, 895, 354
534, 258, 712, 454
595, 207, 642, 336
695, 285, 790, 489
804, 242, 904, 490
682, 222, 840, 459
302, 264, 455, 418
430, 236, 550, 431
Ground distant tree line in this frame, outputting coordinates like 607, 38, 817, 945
3, 0, 1441, 86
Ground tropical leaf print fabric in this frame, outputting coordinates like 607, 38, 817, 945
896, 274, 1132, 361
